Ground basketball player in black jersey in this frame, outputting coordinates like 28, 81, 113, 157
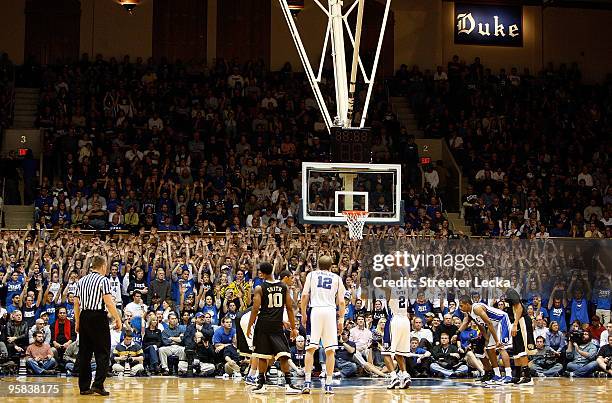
505, 289, 535, 386
247, 262, 300, 394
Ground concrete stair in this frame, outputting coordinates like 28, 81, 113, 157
12, 88, 39, 129
446, 212, 471, 236
390, 96, 423, 138
2, 205, 34, 230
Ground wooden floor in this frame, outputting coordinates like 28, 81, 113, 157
0, 376, 609, 402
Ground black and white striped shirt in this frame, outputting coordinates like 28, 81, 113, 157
75, 272, 112, 311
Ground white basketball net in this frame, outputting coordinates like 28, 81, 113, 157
342, 210, 369, 240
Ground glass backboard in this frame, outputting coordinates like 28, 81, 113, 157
300, 162, 402, 224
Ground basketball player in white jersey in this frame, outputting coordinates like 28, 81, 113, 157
457, 296, 513, 385
385, 269, 412, 389
300, 255, 346, 394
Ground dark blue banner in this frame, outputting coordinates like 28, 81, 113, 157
454, 3, 523, 47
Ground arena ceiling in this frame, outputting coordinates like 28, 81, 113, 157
444, 0, 612, 9
544, 0, 612, 7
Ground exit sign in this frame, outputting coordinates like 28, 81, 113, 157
18, 148, 28, 156
420, 157, 431, 165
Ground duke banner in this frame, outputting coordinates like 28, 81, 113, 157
454, 3, 523, 47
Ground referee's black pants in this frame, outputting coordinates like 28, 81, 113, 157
78, 310, 111, 392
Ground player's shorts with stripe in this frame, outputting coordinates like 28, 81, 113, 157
237, 310, 253, 357
389, 315, 411, 357
306, 307, 338, 351
511, 316, 535, 359
252, 320, 291, 360
485, 317, 513, 350
380, 316, 393, 355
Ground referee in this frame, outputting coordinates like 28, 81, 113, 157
74, 255, 122, 396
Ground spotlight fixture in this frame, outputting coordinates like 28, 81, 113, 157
287, 0, 305, 16
115, 0, 142, 15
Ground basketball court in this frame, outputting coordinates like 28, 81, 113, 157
1, 376, 608, 401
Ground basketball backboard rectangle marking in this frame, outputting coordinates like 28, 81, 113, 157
334, 191, 369, 216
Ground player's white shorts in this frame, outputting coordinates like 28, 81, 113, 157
389, 315, 411, 357
307, 307, 338, 351
485, 318, 513, 350
240, 311, 254, 349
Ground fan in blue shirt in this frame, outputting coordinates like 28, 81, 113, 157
592, 277, 612, 314
120, 317, 144, 346
212, 318, 236, 346
38, 289, 58, 325
412, 292, 434, 320
172, 268, 195, 303
569, 289, 590, 325
343, 292, 355, 321
4, 271, 24, 305
548, 285, 568, 332
548, 297, 568, 332
200, 295, 220, 325
442, 301, 463, 320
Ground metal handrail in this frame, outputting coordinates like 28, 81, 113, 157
0, 226, 606, 242
0, 223, 611, 241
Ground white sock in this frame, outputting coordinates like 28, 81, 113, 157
505, 367, 512, 377
305, 373, 312, 382
326, 375, 333, 385
402, 371, 409, 378
493, 367, 501, 377
390, 370, 397, 379
248, 367, 257, 377
479, 369, 485, 376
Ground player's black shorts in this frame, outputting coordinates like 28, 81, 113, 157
472, 335, 486, 358
252, 321, 291, 360
511, 316, 535, 359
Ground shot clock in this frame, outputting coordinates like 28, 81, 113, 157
330, 128, 372, 163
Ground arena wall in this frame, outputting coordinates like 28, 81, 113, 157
79, 0, 154, 62
543, 6, 612, 83
0, 1, 610, 83
0, 0, 26, 65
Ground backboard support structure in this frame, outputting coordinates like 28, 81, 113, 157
300, 162, 403, 225
278, 0, 393, 131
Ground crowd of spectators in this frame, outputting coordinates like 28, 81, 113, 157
27, 53, 414, 233
0, 51, 611, 380
397, 57, 611, 238
0, 228, 610, 378
18, 53, 610, 240
21, 53, 479, 239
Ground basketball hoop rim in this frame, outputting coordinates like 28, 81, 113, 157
342, 210, 369, 218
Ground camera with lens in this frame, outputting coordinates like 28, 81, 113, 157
569, 330, 583, 344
